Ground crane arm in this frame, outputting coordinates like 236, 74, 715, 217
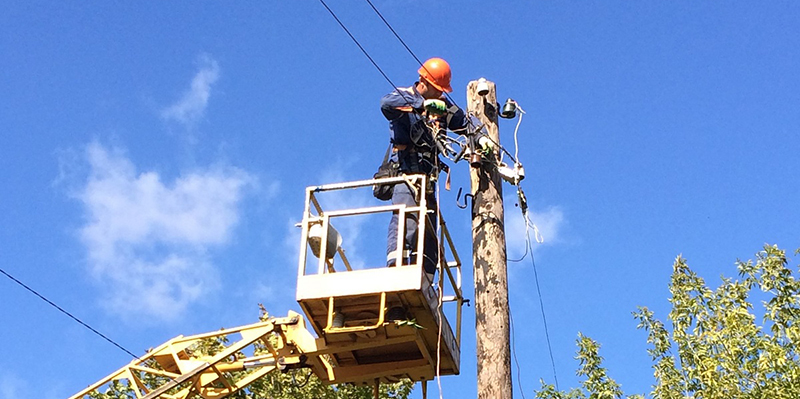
69, 311, 330, 399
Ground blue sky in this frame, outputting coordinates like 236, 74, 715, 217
2, 1, 799, 398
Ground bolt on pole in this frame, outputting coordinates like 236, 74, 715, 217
467, 79, 512, 399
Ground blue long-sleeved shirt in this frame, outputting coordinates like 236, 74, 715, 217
380, 84, 470, 147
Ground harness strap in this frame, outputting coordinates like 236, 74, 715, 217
381, 143, 393, 164
445, 104, 459, 128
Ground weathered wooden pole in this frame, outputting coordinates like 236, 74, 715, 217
467, 79, 512, 399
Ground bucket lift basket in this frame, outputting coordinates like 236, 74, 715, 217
296, 175, 465, 385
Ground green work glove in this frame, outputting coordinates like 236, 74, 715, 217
423, 99, 447, 116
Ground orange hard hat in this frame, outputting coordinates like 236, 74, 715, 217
418, 57, 453, 93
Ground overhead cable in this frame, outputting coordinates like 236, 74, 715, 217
509, 311, 527, 399
317, 0, 416, 109
363, 0, 464, 111
527, 228, 560, 390
0, 266, 142, 362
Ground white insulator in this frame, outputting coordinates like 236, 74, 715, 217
477, 77, 490, 96
498, 162, 525, 185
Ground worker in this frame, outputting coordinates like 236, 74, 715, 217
380, 57, 470, 281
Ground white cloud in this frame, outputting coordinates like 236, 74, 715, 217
77, 142, 252, 321
0, 370, 22, 399
161, 54, 220, 127
506, 205, 565, 261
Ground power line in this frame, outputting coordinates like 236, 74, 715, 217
317, 0, 415, 109
526, 236, 560, 390
363, 0, 464, 110
508, 220, 560, 391
0, 266, 142, 361
364, 0, 423, 66
323, 0, 478, 136
509, 310, 527, 399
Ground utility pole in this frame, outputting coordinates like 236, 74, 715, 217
467, 79, 512, 399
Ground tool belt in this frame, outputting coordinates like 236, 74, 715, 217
394, 146, 435, 173
393, 145, 442, 194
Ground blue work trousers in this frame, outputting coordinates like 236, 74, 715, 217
386, 180, 439, 274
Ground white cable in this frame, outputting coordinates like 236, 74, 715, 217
510, 102, 543, 244
513, 103, 525, 166
523, 209, 544, 244
424, 162, 444, 399
435, 178, 444, 399
532, 223, 544, 244
437, 288, 444, 399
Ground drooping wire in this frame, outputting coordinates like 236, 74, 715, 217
509, 205, 557, 391
509, 310, 527, 399
525, 232, 560, 390
0, 266, 142, 362
508, 235, 529, 263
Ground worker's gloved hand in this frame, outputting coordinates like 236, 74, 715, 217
423, 99, 447, 116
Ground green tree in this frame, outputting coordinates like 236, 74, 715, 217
240, 371, 413, 399
536, 244, 800, 399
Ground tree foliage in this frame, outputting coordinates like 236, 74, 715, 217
239, 370, 413, 399
536, 244, 800, 399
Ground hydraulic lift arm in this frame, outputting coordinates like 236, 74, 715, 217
69, 311, 331, 399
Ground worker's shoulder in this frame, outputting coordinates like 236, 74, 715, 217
385, 85, 415, 96
381, 86, 419, 109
